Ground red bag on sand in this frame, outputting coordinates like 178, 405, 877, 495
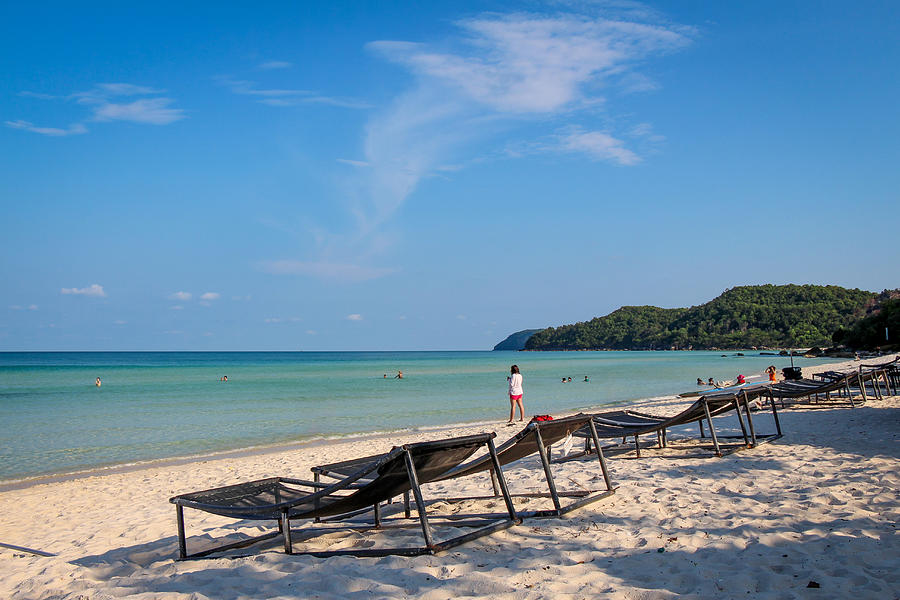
530, 415, 553, 422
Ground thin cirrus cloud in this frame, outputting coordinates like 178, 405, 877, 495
5, 120, 87, 137
265, 6, 691, 284
345, 314, 363, 321
61, 284, 106, 297
7, 83, 185, 136
169, 291, 192, 301
258, 60, 293, 70
317, 7, 692, 268
218, 77, 371, 109
557, 129, 641, 165
259, 260, 398, 283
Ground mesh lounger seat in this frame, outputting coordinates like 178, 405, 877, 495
313, 415, 614, 519
170, 433, 520, 559
771, 371, 881, 407
566, 385, 781, 459
816, 362, 896, 399
435, 414, 615, 517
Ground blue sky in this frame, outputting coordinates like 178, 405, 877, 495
2, 1, 898, 351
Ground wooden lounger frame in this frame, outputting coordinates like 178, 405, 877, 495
171, 433, 521, 559
313, 415, 615, 521
564, 388, 782, 460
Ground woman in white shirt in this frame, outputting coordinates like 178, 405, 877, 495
507, 364, 524, 423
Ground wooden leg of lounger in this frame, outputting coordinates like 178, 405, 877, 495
404, 491, 411, 518
281, 510, 292, 554
313, 473, 321, 523
373, 503, 381, 528
702, 400, 722, 457
856, 373, 865, 406
633, 434, 641, 458
176, 505, 187, 560
770, 393, 782, 436
533, 426, 562, 513
486, 438, 520, 522
489, 469, 500, 497
732, 397, 750, 448
741, 390, 757, 447
404, 449, 435, 550
588, 420, 613, 492
699, 419, 706, 438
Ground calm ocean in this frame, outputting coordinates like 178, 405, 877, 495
0, 351, 839, 483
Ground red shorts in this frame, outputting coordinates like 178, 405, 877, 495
509, 394, 523, 401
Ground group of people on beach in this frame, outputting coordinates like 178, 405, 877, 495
696, 365, 778, 388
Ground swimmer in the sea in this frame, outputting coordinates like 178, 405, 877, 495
95, 377, 101, 387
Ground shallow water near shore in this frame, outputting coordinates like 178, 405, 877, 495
0, 350, 841, 482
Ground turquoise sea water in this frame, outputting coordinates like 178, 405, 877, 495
0, 351, 840, 482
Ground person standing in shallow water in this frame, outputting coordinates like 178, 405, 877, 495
507, 365, 524, 423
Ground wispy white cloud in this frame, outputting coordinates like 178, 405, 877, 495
170, 305, 184, 310
258, 60, 293, 70
92, 97, 185, 124
61, 284, 106, 297
9, 83, 185, 135
218, 77, 371, 109
265, 5, 690, 283
337, 158, 371, 167
558, 129, 641, 165
5, 120, 87, 137
114, 319, 127, 325
8, 304, 39, 310
265, 316, 301, 324
345, 314, 363, 321
200, 292, 220, 301
344, 8, 691, 231
169, 291, 192, 301
72, 83, 164, 104
368, 14, 690, 114
259, 260, 397, 283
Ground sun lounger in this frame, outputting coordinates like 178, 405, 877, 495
435, 414, 615, 517
169, 433, 520, 559
313, 415, 614, 520
787, 369, 887, 406
566, 385, 780, 459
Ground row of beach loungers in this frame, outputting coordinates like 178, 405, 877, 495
169, 358, 897, 561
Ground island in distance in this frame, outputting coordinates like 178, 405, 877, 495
493, 329, 543, 351
492, 284, 897, 352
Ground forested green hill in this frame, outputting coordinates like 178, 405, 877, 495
523, 284, 876, 350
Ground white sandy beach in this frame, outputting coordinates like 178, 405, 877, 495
2, 356, 898, 599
